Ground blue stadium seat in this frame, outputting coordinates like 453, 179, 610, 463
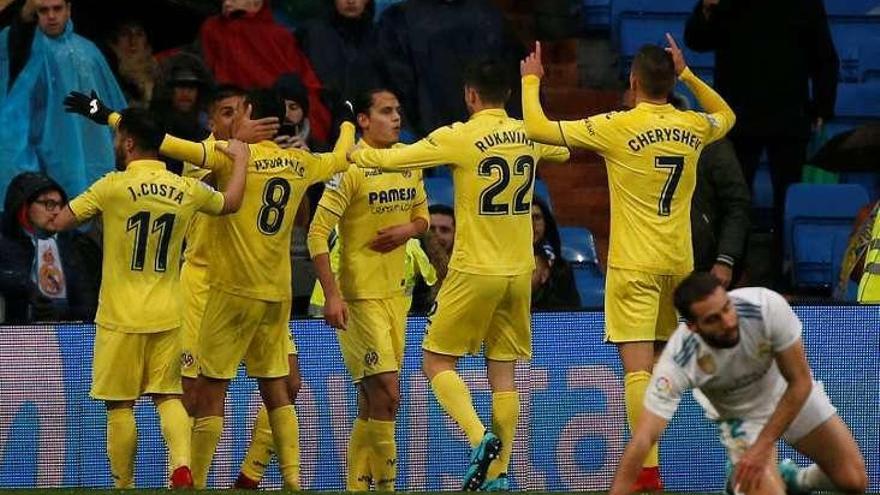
752, 162, 773, 210
374, 0, 404, 19
572, 265, 605, 309
836, 82, 880, 119
784, 183, 870, 288
534, 178, 553, 212
839, 172, 880, 201
424, 177, 454, 207
617, 13, 715, 81
558, 226, 599, 265
829, 16, 880, 81
582, 0, 611, 30
825, 0, 880, 15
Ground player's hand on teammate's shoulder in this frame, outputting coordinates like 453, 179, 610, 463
323, 293, 349, 330
64, 90, 113, 125
215, 139, 250, 164
665, 33, 688, 76
233, 103, 280, 144
520, 41, 544, 79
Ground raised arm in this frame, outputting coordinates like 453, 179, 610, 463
666, 34, 735, 142
520, 43, 568, 146
212, 140, 249, 214
349, 131, 450, 172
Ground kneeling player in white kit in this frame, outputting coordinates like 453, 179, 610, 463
609, 272, 868, 495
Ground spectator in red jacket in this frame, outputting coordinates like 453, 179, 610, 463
198, 0, 331, 141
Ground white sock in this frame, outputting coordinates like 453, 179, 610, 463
796, 464, 836, 491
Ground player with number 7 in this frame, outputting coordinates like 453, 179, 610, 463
520, 34, 736, 491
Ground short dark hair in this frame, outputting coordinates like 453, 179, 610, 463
118, 108, 165, 152
211, 84, 246, 106
244, 88, 286, 124
632, 44, 676, 100
428, 203, 454, 223
353, 88, 398, 119
673, 272, 723, 322
462, 58, 512, 105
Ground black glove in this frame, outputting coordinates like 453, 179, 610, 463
335, 99, 356, 125
64, 90, 113, 125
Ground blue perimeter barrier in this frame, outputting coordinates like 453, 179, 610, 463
0, 308, 877, 491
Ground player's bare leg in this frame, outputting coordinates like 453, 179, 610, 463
151, 393, 194, 488
235, 354, 302, 489
363, 371, 401, 490
618, 341, 663, 491
105, 400, 137, 489
190, 376, 229, 488
482, 359, 518, 491
257, 374, 300, 489
731, 449, 786, 495
181, 376, 198, 416
423, 350, 500, 491
784, 416, 868, 493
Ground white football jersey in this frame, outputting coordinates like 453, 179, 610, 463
645, 287, 803, 421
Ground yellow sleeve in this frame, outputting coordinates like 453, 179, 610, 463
522, 74, 613, 152
306, 171, 356, 257
159, 135, 234, 174
539, 143, 571, 163
190, 179, 226, 216
411, 175, 430, 223
678, 67, 736, 144
304, 122, 356, 183
351, 126, 456, 172
68, 175, 109, 221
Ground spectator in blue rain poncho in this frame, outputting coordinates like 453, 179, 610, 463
0, 0, 127, 204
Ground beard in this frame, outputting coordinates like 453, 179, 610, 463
703, 328, 740, 349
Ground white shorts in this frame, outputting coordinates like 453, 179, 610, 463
717, 381, 837, 463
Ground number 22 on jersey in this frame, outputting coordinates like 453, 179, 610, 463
478, 155, 535, 215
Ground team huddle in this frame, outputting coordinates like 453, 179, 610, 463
44, 36, 867, 494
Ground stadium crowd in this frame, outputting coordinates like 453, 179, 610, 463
0, 0, 874, 493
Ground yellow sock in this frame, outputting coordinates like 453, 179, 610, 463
347, 418, 372, 490
268, 405, 301, 490
191, 416, 223, 489
487, 391, 519, 479
106, 407, 137, 489
430, 370, 485, 446
625, 371, 658, 468
156, 399, 191, 471
367, 419, 397, 491
240, 405, 274, 482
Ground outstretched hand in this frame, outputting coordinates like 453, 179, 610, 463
665, 33, 687, 76
520, 41, 544, 79
64, 90, 113, 125
233, 103, 280, 144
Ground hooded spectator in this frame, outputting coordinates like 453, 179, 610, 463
104, 17, 160, 108
0, 172, 100, 323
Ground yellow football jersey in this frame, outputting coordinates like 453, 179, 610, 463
182, 140, 217, 269
160, 122, 355, 301
68, 160, 226, 332
350, 109, 570, 276
522, 68, 735, 275
307, 141, 429, 300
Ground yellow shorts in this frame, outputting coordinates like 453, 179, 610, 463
180, 263, 210, 379
91, 326, 182, 401
604, 267, 686, 343
423, 269, 531, 361
199, 289, 296, 380
338, 296, 410, 382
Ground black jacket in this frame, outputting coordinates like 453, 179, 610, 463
684, 0, 839, 138
374, 0, 525, 136
297, 5, 381, 101
0, 173, 100, 324
690, 139, 751, 272
532, 260, 582, 311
